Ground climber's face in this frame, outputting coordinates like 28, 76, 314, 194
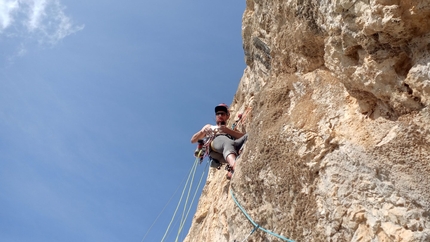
215, 111, 229, 124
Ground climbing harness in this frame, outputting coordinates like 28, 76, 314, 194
230, 189, 295, 242
195, 126, 224, 170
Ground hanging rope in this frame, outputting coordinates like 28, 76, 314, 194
178, 154, 199, 229
230, 189, 295, 242
140, 171, 188, 242
175, 160, 210, 241
160, 154, 200, 242
145, 131, 219, 241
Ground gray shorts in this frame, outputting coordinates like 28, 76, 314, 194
209, 134, 248, 164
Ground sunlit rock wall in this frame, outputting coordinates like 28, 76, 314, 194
185, 0, 430, 241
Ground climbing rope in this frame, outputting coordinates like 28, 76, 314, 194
160, 154, 200, 242
144, 129, 222, 241
159, 149, 211, 242
140, 170, 188, 242
178, 154, 199, 229
230, 189, 295, 242
175, 160, 210, 241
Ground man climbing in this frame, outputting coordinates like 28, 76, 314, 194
191, 103, 247, 179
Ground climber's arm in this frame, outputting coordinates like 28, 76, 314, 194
219, 126, 244, 139
191, 124, 211, 143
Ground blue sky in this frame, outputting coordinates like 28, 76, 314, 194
0, 1, 246, 241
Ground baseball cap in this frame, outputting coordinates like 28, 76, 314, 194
215, 103, 229, 114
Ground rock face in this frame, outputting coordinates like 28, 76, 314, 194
184, 1, 430, 241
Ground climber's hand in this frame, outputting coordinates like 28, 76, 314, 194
202, 124, 212, 135
218, 125, 229, 133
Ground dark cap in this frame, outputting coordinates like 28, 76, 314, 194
215, 103, 229, 114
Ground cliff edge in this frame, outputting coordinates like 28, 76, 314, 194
185, 0, 430, 241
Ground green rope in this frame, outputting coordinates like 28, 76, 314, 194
230, 189, 295, 242
175, 160, 209, 241
175, 151, 202, 241
160, 155, 200, 242
140, 170, 188, 242
178, 154, 198, 232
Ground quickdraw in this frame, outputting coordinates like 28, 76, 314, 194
194, 139, 215, 164
194, 139, 207, 163
232, 107, 252, 131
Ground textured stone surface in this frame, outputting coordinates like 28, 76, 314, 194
184, 0, 430, 241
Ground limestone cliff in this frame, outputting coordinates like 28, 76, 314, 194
185, 0, 430, 241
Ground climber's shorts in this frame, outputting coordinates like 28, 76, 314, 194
210, 134, 248, 163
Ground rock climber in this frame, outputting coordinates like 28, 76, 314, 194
191, 103, 247, 179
